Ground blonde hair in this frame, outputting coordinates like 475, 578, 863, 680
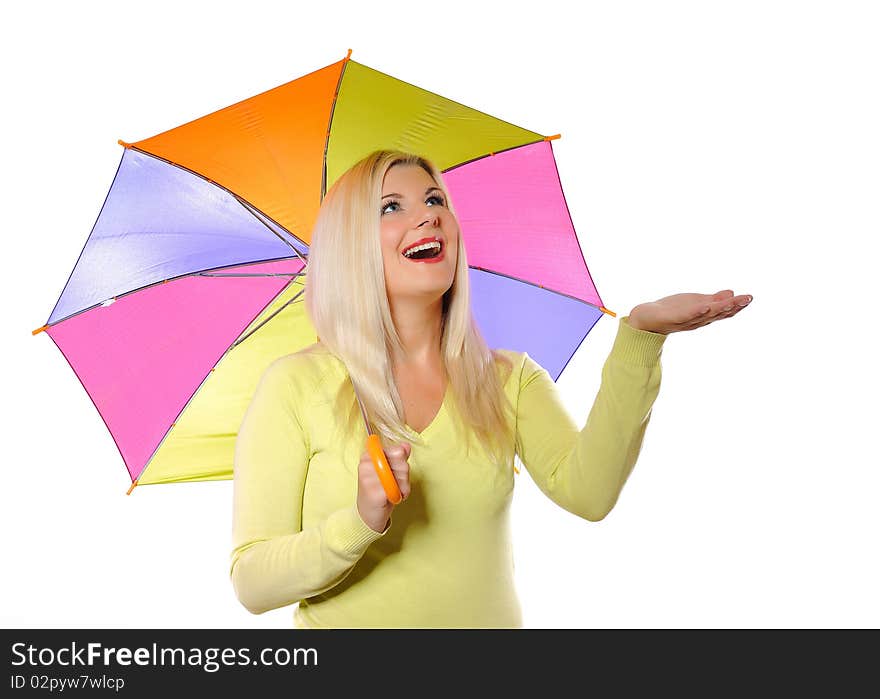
303, 149, 516, 470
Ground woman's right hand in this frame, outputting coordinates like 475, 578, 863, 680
356, 441, 412, 533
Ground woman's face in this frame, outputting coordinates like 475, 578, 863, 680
379, 163, 459, 306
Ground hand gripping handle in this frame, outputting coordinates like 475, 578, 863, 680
366, 433, 402, 504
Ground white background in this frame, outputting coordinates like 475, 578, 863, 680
2, 0, 877, 628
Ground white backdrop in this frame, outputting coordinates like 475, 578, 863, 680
3, 0, 877, 629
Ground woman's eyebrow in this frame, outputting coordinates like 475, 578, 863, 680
382, 186, 442, 200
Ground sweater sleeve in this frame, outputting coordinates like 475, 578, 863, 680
515, 315, 666, 522
230, 357, 389, 615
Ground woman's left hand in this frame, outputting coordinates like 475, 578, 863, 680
627, 289, 753, 335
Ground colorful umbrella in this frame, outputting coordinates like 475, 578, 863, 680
32, 49, 615, 493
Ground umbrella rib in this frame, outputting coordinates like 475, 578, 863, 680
38, 259, 306, 331
543, 138, 605, 311
44, 149, 128, 329
321, 51, 355, 200
468, 265, 616, 317
232, 193, 306, 258
43, 329, 142, 491
441, 137, 549, 175
231, 288, 305, 349
121, 144, 310, 253
552, 312, 604, 384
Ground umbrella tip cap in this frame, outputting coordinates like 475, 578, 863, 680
118, 139, 132, 149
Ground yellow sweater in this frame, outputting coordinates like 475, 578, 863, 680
230, 316, 666, 628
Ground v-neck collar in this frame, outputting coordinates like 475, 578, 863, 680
327, 348, 449, 439
405, 382, 449, 438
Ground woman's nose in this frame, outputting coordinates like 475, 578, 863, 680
417, 209, 440, 228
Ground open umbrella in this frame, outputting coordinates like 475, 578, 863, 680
32, 49, 615, 495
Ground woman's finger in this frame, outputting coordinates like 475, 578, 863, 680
717, 297, 750, 320
703, 296, 750, 319
385, 444, 412, 499
691, 300, 749, 329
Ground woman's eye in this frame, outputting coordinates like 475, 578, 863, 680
381, 195, 445, 216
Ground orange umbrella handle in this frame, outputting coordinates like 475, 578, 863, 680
366, 433, 402, 504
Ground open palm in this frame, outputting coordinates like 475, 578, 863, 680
628, 289, 753, 335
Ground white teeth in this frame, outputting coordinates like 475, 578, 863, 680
403, 241, 441, 258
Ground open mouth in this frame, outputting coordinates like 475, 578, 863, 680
402, 237, 444, 261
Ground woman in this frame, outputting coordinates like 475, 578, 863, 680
230, 149, 752, 628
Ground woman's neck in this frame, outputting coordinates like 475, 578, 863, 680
389, 297, 444, 368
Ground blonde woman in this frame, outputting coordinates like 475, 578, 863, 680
230, 149, 752, 628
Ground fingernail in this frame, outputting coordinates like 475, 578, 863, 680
724, 305, 733, 311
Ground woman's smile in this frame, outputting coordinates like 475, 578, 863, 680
402, 235, 445, 262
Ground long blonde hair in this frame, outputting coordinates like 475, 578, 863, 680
303, 149, 515, 470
